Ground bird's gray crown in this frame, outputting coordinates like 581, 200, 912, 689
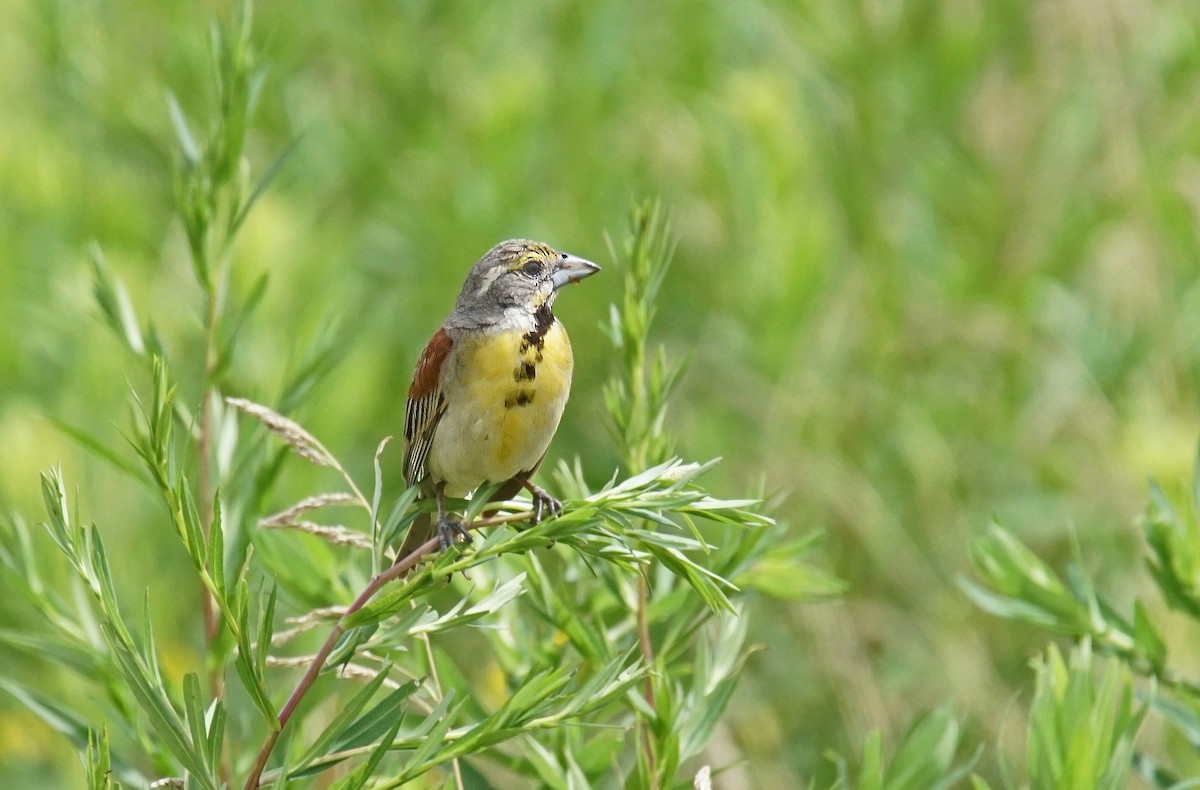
445, 239, 599, 332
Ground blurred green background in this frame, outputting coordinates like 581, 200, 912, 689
3, 0, 1200, 785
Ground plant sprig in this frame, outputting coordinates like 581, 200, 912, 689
0, 6, 832, 789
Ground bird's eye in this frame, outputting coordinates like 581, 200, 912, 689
520, 260, 543, 277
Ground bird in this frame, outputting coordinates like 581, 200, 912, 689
396, 239, 600, 562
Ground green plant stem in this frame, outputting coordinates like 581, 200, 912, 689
612, 203, 673, 789
199, 250, 232, 786
419, 632, 465, 790
636, 574, 658, 787
199, 295, 220, 653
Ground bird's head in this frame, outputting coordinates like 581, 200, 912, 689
449, 239, 600, 329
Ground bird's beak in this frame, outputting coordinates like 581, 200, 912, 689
551, 253, 601, 290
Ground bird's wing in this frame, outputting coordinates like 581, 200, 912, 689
403, 328, 453, 486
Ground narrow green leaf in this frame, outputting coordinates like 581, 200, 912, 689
378, 486, 421, 568
142, 591, 165, 685
88, 526, 132, 644
291, 671, 409, 774
176, 479, 205, 569
209, 491, 226, 599
394, 695, 458, 782
342, 581, 423, 630
334, 679, 420, 753
183, 673, 210, 770
679, 674, 738, 762
40, 467, 71, 545
958, 578, 1076, 632
82, 726, 113, 790
228, 135, 301, 238
89, 243, 146, 355
563, 745, 591, 790
643, 544, 734, 613
166, 92, 201, 165
737, 535, 847, 601
234, 587, 278, 726
327, 714, 404, 790
103, 623, 214, 788
325, 624, 379, 670
1131, 600, 1166, 672
207, 701, 226, 778
0, 629, 104, 677
883, 706, 966, 790
256, 583, 277, 677
858, 730, 885, 790
0, 677, 92, 750
212, 271, 270, 380
51, 418, 153, 487
523, 737, 567, 788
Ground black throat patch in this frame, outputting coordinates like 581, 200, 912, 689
521, 304, 555, 351
507, 305, 554, 407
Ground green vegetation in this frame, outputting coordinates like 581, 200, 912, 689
1, 0, 1199, 786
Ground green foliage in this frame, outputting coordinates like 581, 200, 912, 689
4, 0, 1200, 787
0, 7, 829, 787
827, 706, 977, 790
966, 450, 1200, 786
1024, 642, 1148, 790
603, 202, 680, 474
962, 523, 1167, 674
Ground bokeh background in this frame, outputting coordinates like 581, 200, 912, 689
3, 0, 1200, 785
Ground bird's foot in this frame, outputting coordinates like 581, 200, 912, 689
527, 483, 563, 524
435, 515, 473, 551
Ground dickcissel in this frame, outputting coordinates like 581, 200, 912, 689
397, 239, 600, 559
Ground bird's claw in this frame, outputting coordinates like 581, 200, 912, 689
435, 516, 473, 551
529, 488, 563, 524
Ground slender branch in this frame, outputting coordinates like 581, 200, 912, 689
198, 393, 219, 651
200, 236, 239, 786
636, 575, 658, 788
636, 577, 655, 705
612, 205, 675, 789
242, 508, 537, 789
243, 532, 438, 789
198, 235, 224, 700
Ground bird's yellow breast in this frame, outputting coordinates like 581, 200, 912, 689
427, 321, 573, 496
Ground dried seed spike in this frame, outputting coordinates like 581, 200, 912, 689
225, 397, 333, 467
284, 606, 346, 626
272, 606, 346, 645
262, 657, 403, 688
259, 493, 358, 527
258, 519, 373, 549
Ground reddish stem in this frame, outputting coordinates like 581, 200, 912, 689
243, 508, 532, 789
243, 534, 439, 789
636, 575, 659, 788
